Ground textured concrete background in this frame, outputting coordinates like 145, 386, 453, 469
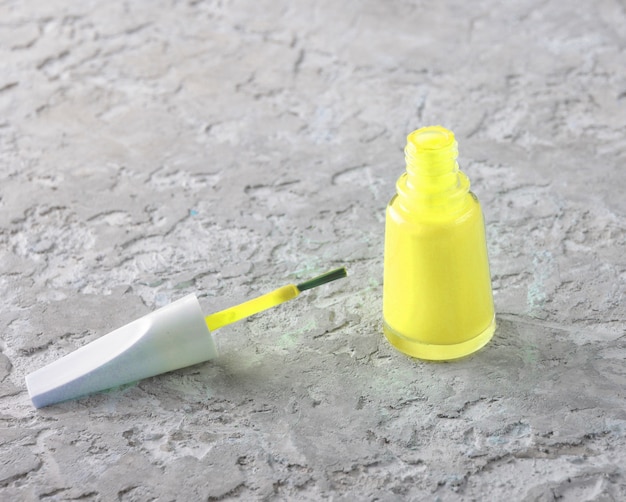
1, 0, 625, 500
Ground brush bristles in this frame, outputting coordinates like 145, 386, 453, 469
296, 267, 347, 292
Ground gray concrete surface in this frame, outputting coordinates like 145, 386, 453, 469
1, 0, 625, 500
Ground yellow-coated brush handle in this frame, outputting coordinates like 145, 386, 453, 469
205, 284, 300, 331
204, 267, 347, 332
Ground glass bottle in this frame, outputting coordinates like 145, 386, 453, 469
383, 126, 496, 360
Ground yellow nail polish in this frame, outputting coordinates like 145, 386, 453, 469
383, 126, 496, 360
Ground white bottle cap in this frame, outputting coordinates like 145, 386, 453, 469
26, 294, 218, 408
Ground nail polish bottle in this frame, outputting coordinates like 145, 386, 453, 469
383, 126, 496, 360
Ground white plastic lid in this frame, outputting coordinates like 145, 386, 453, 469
26, 294, 218, 408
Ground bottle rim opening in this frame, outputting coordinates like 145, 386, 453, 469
407, 126, 456, 152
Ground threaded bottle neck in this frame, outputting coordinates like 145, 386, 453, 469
396, 126, 470, 213
405, 126, 458, 189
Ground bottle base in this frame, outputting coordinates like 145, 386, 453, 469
383, 317, 496, 361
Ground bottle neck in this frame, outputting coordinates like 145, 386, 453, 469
395, 126, 470, 214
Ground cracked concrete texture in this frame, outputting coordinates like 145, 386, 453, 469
0, 0, 625, 499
